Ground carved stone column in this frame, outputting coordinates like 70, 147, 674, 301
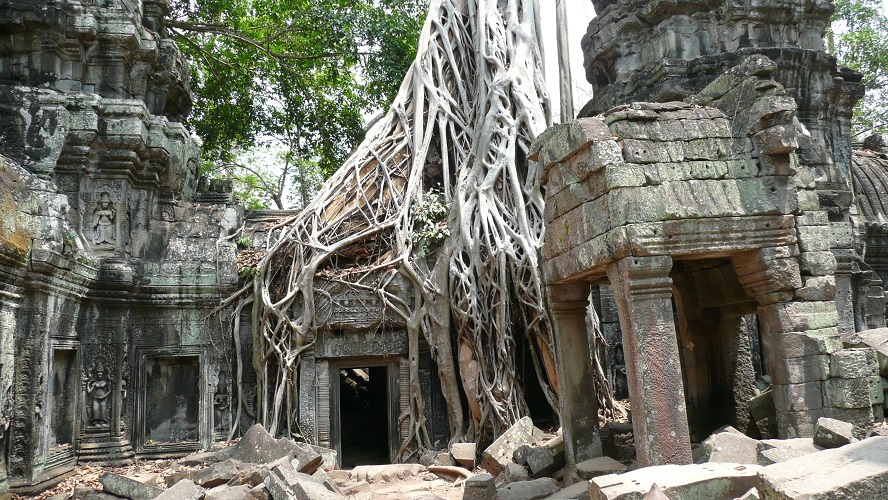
549, 282, 601, 479
606, 255, 692, 466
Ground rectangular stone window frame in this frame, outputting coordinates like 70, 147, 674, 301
133, 346, 211, 456
329, 358, 400, 467
45, 340, 80, 470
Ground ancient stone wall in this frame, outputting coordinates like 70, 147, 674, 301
0, 0, 242, 493
533, 53, 882, 470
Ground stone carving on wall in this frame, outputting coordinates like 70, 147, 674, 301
91, 193, 117, 247
212, 369, 230, 434
84, 357, 112, 429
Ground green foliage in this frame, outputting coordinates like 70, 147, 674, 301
239, 265, 261, 278
170, 0, 427, 208
410, 189, 450, 258
236, 237, 253, 248
830, 0, 888, 136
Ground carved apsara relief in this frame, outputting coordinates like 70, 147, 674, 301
84, 357, 112, 429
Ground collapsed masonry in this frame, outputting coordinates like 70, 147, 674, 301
532, 0, 888, 477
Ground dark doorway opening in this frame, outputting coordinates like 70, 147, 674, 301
49, 349, 78, 450
514, 324, 556, 429
144, 356, 200, 445
671, 259, 760, 442
338, 365, 390, 468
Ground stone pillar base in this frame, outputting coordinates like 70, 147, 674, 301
78, 435, 135, 466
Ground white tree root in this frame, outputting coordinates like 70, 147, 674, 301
224, 0, 569, 454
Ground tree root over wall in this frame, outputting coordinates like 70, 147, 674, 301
218, 0, 600, 459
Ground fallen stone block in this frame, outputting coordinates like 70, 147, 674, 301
310, 445, 337, 472
99, 473, 164, 500
756, 438, 822, 465
181, 451, 220, 467
463, 473, 496, 500
292, 480, 344, 500
217, 424, 298, 465
435, 451, 456, 466
263, 474, 292, 500
290, 443, 323, 474
547, 481, 591, 500
756, 436, 888, 498
813, 417, 856, 449
197, 460, 244, 488
311, 468, 341, 494
247, 484, 269, 500
575, 457, 627, 480
451, 442, 477, 469
496, 477, 559, 500
497, 462, 529, 485
512, 444, 533, 467
589, 463, 761, 500
526, 446, 557, 478
701, 427, 760, 464
155, 479, 206, 500
227, 467, 268, 488
205, 485, 251, 500
165, 469, 197, 488
350, 464, 424, 483
481, 416, 539, 476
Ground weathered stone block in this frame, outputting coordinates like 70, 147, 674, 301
155, 480, 206, 500
205, 485, 251, 500
794, 275, 836, 301
795, 225, 831, 253
772, 382, 823, 412
525, 446, 556, 478
779, 408, 824, 438
350, 464, 424, 483
451, 442, 477, 469
463, 473, 496, 500
751, 125, 798, 157
576, 457, 627, 480
768, 355, 829, 384
798, 251, 837, 276
701, 428, 759, 464
756, 438, 822, 465
829, 349, 871, 379
756, 437, 888, 498
480, 416, 538, 476
498, 462, 529, 484
796, 190, 820, 211
823, 377, 872, 409
99, 473, 163, 500
196, 460, 244, 488
758, 301, 838, 336
588, 463, 761, 500
292, 480, 342, 500
497, 477, 559, 500
763, 328, 841, 359
813, 417, 855, 449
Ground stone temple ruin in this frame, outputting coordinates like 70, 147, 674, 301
1, 0, 888, 496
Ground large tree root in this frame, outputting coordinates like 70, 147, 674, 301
222, 0, 567, 455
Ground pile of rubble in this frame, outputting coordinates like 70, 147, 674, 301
457, 416, 888, 499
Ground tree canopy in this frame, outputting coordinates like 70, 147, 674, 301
830, 0, 888, 137
167, 0, 427, 208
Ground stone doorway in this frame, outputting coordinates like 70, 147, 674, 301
670, 259, 760, 442
331, 361, 398, 468
47, 347, 78, 462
